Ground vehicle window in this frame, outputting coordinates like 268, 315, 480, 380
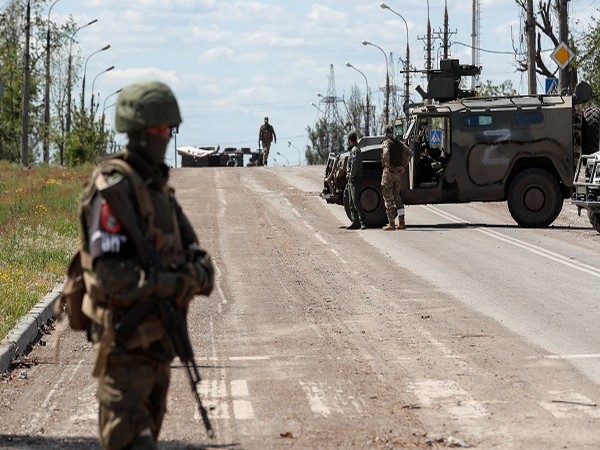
514, 111, 544, 126
463, 115, 493, 127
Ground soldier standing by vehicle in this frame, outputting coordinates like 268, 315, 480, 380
381, 124, 412, 230
258, 116, 277, 166
79, 80, 215, 449
345, 131, 367, 230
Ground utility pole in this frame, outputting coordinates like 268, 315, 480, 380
526, 0, 537, 94
21, 0, 31, 166
471, 0, 481, 90
558, 0, 569, 92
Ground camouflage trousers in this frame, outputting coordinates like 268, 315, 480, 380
96, 352, 171, 450
347, 179, 366, 225
262, 141, 272, 165
381, 169, 404, 224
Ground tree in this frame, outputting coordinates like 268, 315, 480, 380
513, 0, 578, 91
578, 13, 600, 105
477, 79, 518, 97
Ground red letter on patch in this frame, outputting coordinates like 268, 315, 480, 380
100, 200, 122, 233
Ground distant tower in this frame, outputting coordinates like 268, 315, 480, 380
319, 64, 345, 154
471, 0, 481, 89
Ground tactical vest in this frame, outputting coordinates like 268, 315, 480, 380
79, 157, 187, 354
260, 124, 274, 142
387, 138, 403, 167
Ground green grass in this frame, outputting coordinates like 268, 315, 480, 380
0, 161, 93, 340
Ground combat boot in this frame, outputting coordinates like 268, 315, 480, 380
397, 216, 406, 230
346, 222, 361, 230
382, 222, 395, 231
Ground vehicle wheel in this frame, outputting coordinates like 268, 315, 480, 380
588, 210, 600, 233
507, 168, 563, 227
582, 105, 600, 155
343, 174, 387, 227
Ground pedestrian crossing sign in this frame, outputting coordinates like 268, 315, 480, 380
545, 78, 559, 94
429, 129, 442, 148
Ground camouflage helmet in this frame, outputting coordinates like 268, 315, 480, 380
115, 81, 182, 133
385, 124, 394, 134
348, 131, 358, 142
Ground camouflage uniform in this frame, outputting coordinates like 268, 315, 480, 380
346, 132, 366, 229
381, 126, 412, 230
258, 117, 276, 165
80, 81, 215, 450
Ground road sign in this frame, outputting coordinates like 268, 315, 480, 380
545, 78, 559, 94
550, 42, 574, 70
429, 129, 442, 148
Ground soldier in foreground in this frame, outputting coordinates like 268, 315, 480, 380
381, 124, 412, 230
345, 131, 367, 230
78, 81, 215, 449
258, 116, 277, 166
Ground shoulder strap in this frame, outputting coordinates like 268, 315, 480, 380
96, 158, 156, 228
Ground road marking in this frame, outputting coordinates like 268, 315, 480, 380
300, 382, 334, 417
330, 248, 347, 263
314, 232, 327, 245
198, 379, 255, 420
230, 379, 249, 396
428, 206, 600, 278
28, 359, 85, 433
540, 391, 600, 418
417, 326, 474, 374
213, 264, 227, 305
229, 355, 271, 361
543, 353, 600, 360
408, 379, 488, 420
300, 381, 364, 418
303, 220, 315, 232
233, 400, 255, 419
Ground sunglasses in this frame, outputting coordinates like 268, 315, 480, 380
146, 125, 174, 139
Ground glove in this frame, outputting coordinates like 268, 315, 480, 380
154, 270, 198, 310
190, 252, 215, 296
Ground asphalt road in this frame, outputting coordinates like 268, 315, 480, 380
1, 165, 599, 449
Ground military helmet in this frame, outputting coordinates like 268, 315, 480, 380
115, 81, 182, 133
348, 131, 358, 142
385, 124, 394, 134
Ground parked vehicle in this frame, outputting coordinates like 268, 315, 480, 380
322, 60, 599, 228
572, 150, 600, 233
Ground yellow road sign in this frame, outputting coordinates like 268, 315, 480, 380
551, 42, 574, 70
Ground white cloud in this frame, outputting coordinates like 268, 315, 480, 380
44, 0, 600, 166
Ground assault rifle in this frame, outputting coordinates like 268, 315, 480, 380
97, 169, 215, 438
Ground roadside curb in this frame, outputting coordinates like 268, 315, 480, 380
0, 283, 63, 374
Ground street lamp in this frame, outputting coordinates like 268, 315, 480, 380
63, 19, 98, 166
100, 88, 122, 155
81, 44, 110, 113
276, 151, 289, 166
346, 62, 370, 136
362, 40, 389, 126
90, 65, 115, 116
380, 3, 410, 118
66, 19, 97, 133
288, 141, 302, 166
43, 0, 63, 163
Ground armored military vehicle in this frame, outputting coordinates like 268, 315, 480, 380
572, 150, 600, 232
322, 59, 599, 228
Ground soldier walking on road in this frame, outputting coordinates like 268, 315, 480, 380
79, 81, 215, 449
258, 116, 276, 166
346, 131, 367, 230
381, 124, 412, 230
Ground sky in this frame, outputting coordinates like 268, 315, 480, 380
39, 0, 600, 166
